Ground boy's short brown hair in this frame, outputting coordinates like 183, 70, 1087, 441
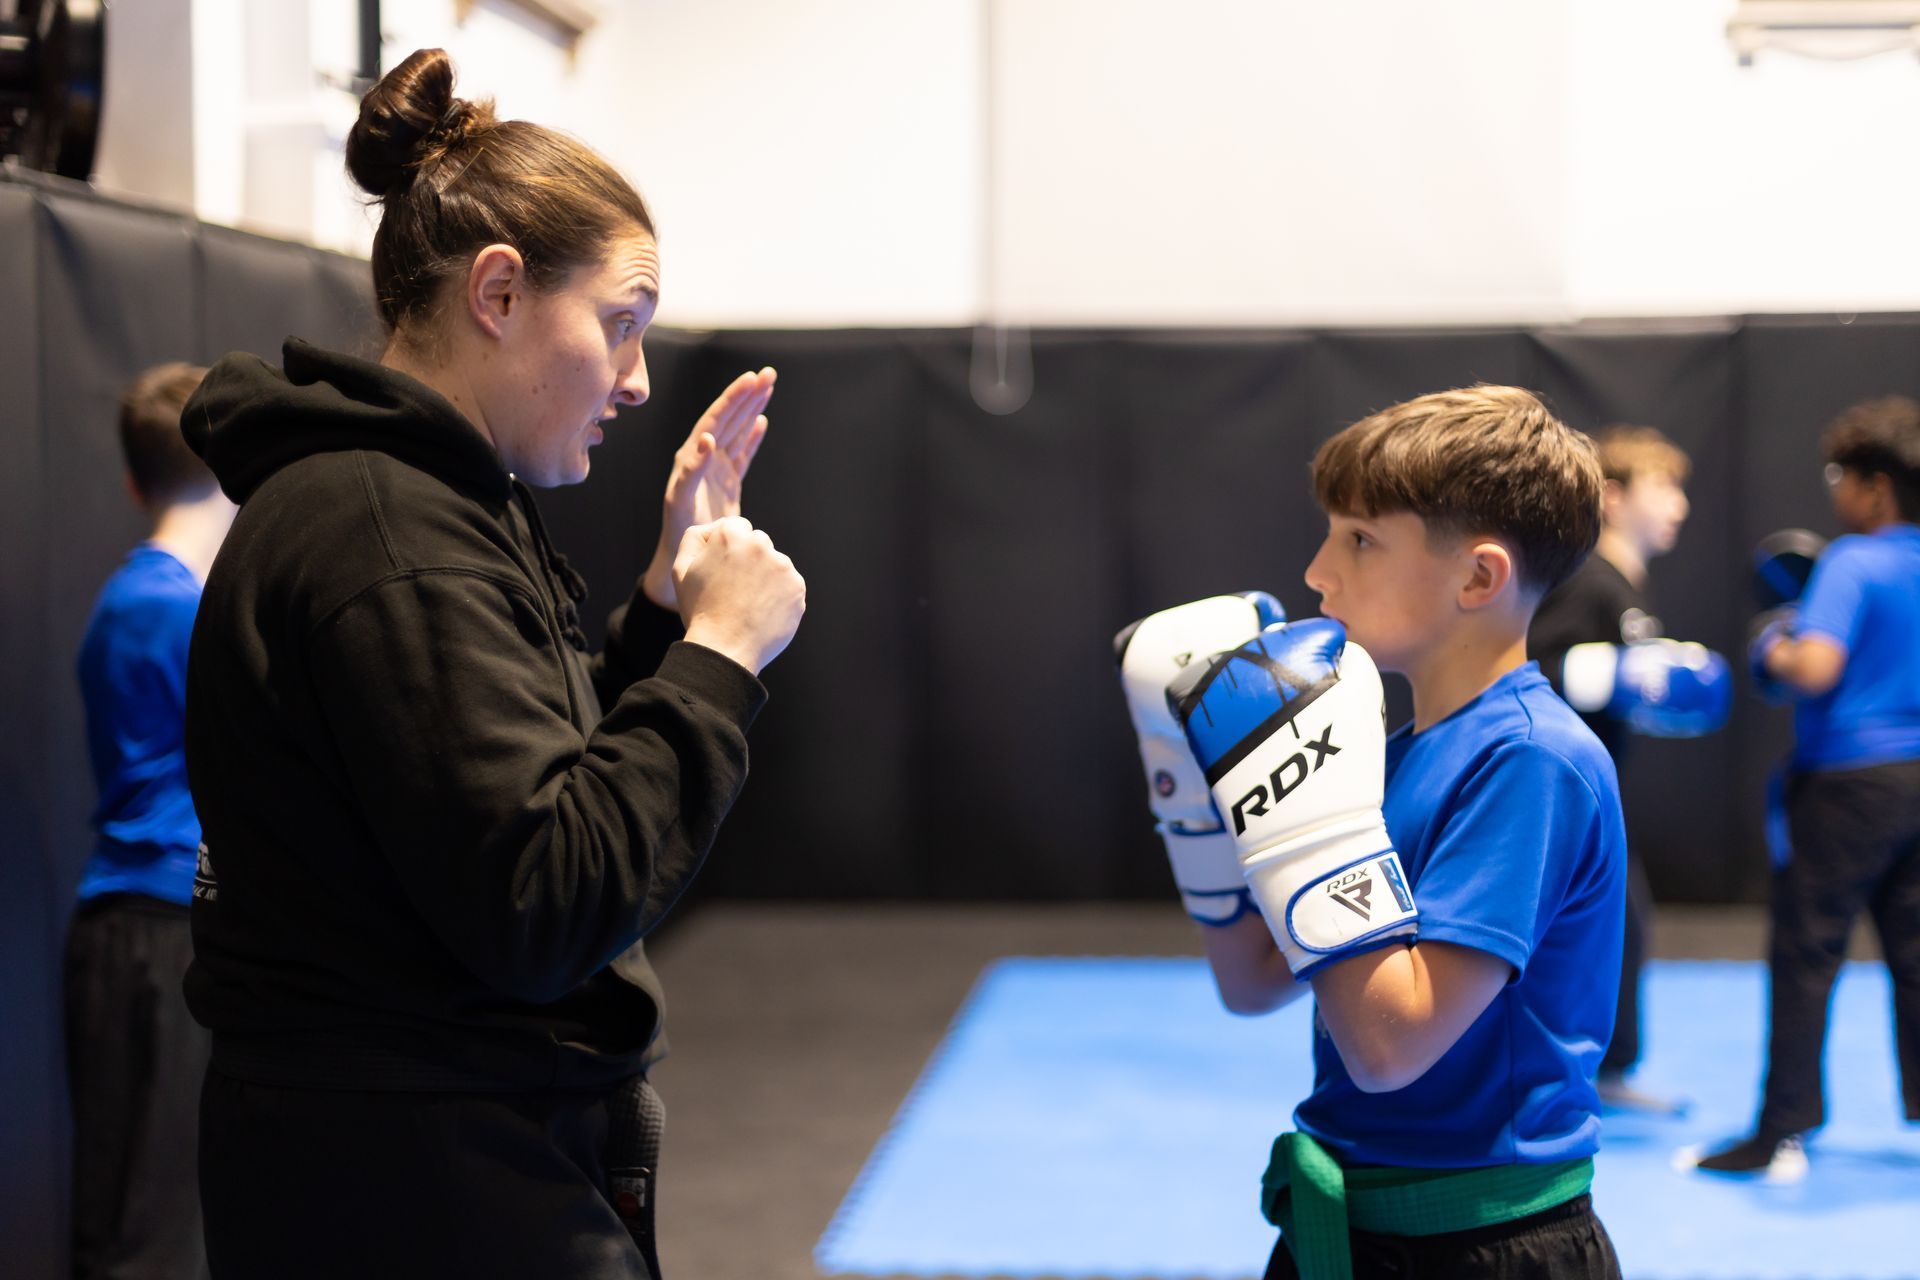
119, 362, 214, 505
1593, 424, 1690, 487
1823, 395, 1920, 520
1311, 385, 1602, 597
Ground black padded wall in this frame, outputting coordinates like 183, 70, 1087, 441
1530, 323, 1754, 899
199, 223, 383, 363
8, 172, 1920, 1275
0, 173, 379, 1280
637, 323, 1886, 912
530, 321, 1911, 910
0, 178, 59, 1280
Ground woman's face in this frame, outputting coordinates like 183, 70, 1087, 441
489, 232, 660, 487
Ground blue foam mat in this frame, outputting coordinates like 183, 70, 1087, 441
815, 958, 1920, 1280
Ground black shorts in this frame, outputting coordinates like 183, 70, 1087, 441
1263, 1192, 1622, 1280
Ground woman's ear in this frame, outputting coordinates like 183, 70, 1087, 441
1459, 539, 1516, 611
467, 244, 527, 339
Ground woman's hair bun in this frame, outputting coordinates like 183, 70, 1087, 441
346, 48, 490, 198
347, 45, 653, 337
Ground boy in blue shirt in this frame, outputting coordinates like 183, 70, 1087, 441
1118, 386, 1624, 1278
1694, 396, 1920, 1177
67, 362, 232, 1279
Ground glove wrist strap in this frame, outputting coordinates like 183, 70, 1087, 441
1163, 827, 1256, 926
1242, 815, 1418, 975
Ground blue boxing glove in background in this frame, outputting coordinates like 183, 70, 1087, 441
1559, 638, 1733, 737
1752, 528, 1827, 611
1747, 606, 1798, 704
1169, 617, 1417, 977
1114, 592, 1287, 925
1747, 527, 1824, 704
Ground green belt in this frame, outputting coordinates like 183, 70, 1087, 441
1261, 1132, 1594, 1280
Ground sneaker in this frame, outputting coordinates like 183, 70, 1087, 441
1596, 1071, 1690, 1117
1687, 1131, 1808, 1184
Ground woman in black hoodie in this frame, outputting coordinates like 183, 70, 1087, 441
180, 48, 805, 1279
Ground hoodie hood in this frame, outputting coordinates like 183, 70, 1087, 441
183, 338, 511, 505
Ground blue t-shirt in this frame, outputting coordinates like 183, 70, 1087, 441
1792, 524, 1920, 771
75, 544, 203, 905
1293, 662, 1626, 1168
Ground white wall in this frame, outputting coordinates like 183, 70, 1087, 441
567, 0, 982, 327
88, 0, 1920, 326
1568, 0, 1920, 316
91, 0, 198, 211
989, 0, 1570, 325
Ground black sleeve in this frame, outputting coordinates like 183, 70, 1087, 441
592, 586, 686, 710
1529, 570, 1609, 693
309, 570, 766, 1004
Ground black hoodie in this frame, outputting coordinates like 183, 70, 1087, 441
180, 338, 765, 1091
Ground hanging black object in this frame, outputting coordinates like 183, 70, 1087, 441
0, 0, 106, 180
355, 0, 381, 91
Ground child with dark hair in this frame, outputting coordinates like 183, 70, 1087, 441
68, 360, 228, 1280
1121, 386, 1626, 1279
1689, 395, 1920, 1179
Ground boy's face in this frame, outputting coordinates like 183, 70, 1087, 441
1605, 468, 1689, 558
1827, 464, 1890, 534
1304, 510, 1469, 673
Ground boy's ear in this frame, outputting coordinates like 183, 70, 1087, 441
1867, 470, 1898, 517
1459, 539, 1516, 611
1600, 477, 1627, 526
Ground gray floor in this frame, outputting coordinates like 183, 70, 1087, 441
643, 902, 1883, 1279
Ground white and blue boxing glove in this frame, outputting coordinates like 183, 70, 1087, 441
1169, 617, 1417, 976
1560, 638, 1732, 737
1115, 592, 1287, 926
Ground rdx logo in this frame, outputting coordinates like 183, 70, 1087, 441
1325, 867, 1374, 918
1229, 724, 1340, 834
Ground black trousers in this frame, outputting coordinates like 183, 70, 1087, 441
1600, 851, 1653, 1075
65, 893, 210, 1280
1262, 1193, 1621, 1280
199, 1071, 657, 1279
1759, 758, 1920, 1136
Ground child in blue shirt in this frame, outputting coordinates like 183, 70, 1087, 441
68, 362, 233, 1280
1695, 395, 1920, 1177
1124, 386, 1625, 1279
